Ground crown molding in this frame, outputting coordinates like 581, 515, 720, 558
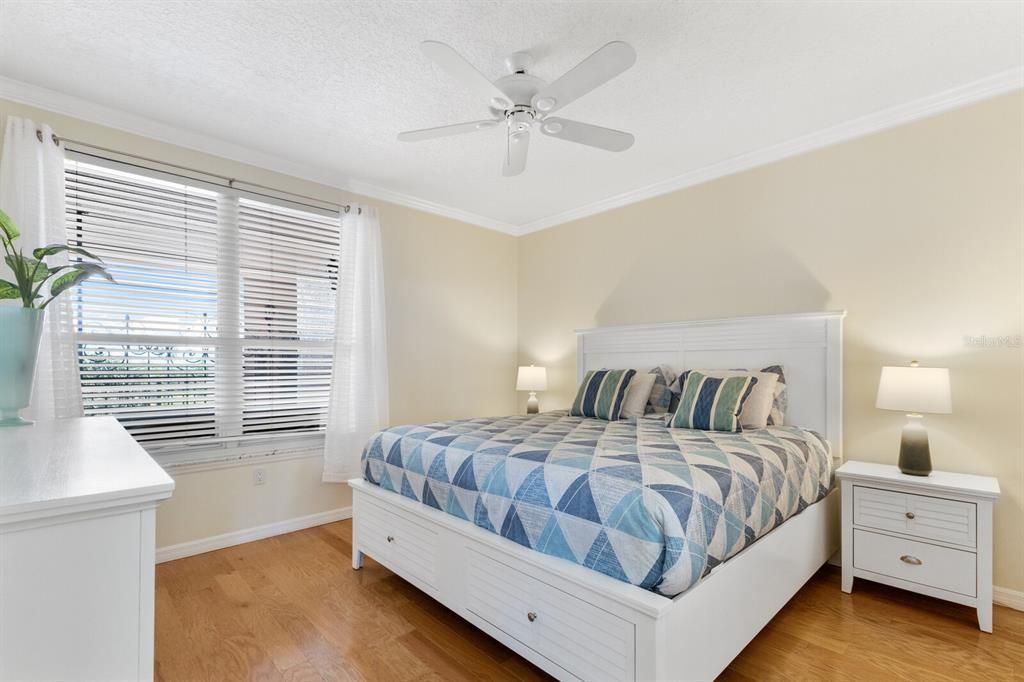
0, 75, 520, 235
514, 67, 1024, 235
1, 68, 1020, 238
341, 176, 520, 234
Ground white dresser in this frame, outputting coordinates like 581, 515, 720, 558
0, 417, 175, 681
837, 461, 1000, 632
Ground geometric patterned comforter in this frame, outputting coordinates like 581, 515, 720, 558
361, 411, 833, 598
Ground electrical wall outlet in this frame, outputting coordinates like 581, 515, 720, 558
253, 468, 266, 486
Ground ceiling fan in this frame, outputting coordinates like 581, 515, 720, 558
398, 40, 637, 176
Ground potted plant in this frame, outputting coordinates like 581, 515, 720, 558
0, 209, 114, 426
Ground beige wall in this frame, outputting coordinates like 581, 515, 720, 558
517, 92, 1024, 592
0, 98, 519, 548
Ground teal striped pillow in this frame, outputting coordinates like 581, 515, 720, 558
670, 371, 758, 432
570, 369, 637, 421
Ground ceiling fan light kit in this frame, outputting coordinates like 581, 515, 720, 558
399, 40, 637, 176
535, 97, 557, 112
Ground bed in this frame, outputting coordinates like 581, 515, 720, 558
362, 412, 833, 597
349, 311, 844, 681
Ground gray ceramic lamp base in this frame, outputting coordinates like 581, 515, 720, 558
898, 418, 932, 476
526, 392, 539, 415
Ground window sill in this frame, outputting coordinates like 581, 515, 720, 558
153, 433, 326, 474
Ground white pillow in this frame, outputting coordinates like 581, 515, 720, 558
620, 373, 657, 419
683, 369, 779, 429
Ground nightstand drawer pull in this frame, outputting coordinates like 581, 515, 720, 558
527, 611, 537, 622
905, 511, 915, 519
899, 554, 922, 566
386, 535, 394, 543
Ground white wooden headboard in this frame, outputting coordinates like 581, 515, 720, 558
576, 311, 845, 458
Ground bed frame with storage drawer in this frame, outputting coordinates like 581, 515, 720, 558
350, 311, 845, 681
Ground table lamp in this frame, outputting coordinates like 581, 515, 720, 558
516, 365, 548, 415
875, 360, 952, 476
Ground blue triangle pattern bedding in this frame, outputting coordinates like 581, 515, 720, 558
361, 411, 833, 597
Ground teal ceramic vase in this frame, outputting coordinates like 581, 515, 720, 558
0, 307, 44, 426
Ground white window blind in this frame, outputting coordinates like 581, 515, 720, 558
237, 199, 338, 437
64, 157, 340, 457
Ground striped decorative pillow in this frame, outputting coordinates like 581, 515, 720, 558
761, 364, 788, 425
670, 371, 759, 432
644, 364, 677, 414
570, 368, 637, 421
669, 365, 786, 425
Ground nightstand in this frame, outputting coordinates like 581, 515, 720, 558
837, 461, 1000, 632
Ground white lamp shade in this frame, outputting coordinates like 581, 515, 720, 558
876, 365, 952, 414
516, 365, 548, 392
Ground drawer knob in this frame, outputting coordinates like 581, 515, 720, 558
386, 535, 394, 543
905, 512, 915, 520
527, 611, 537, 622
899, 554, 923, 566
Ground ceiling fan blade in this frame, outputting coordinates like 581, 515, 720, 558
538, 117, 634, 152
531, 41, 636, 115
502, 131, 530, 176
421, 41, 512, 108
398, 120, 499, 142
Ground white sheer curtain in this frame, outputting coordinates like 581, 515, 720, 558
323, 205, 389, 482
0, 116, 82, 421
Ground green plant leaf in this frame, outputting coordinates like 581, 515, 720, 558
72, 261, 116, 284
32, 243, 103, 261
0, 210, 19, 244
0, 279, 19, 299
48, 268, 92, 299
4, 254, 48, 282
47, 263, 116, 302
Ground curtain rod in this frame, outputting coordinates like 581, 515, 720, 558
51, 134, 359, 214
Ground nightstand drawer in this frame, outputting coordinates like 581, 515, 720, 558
853, 485, 976, 547
853, 529, 976, 597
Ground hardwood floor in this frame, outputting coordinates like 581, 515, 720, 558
155, 520, 1024, 681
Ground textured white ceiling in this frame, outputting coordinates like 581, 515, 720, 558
0, 1, 1021, 231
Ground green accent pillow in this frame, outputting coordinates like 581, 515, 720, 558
670, 370, 759, 432
570, 368, 637, 421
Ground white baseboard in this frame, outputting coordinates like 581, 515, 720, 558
156, 506, 352, 563
994, 586, 1024, 612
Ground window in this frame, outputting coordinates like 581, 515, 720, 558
64, 156, 340, 459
